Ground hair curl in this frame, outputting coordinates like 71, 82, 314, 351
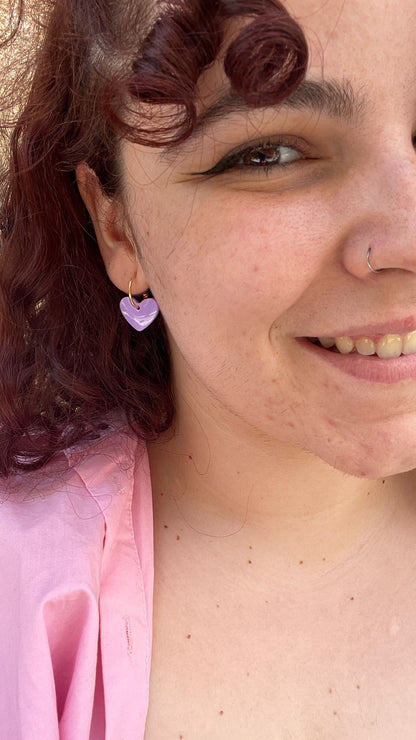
0, 0, 308, 475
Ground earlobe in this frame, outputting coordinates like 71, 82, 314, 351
75, 163, 148, 294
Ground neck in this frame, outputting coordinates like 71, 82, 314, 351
148, 391, 406, 569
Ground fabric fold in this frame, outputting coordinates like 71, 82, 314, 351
0, 424, 154, 739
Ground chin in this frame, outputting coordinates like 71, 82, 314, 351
320, 440, 416, 480
331, 458, 415, 479
301, 412, 416, 479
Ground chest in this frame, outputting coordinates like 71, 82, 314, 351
144, 541, 416, 739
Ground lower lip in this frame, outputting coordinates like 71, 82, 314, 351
299, 338, 416, 383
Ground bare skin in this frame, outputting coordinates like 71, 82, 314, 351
145, 465, 416, 738
77, 0, 416, 735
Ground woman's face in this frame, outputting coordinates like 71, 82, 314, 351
118, 0, 416, 477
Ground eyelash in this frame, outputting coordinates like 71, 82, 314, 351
196, 137, 309, 176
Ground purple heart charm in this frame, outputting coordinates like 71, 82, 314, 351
120, 296, 159, 332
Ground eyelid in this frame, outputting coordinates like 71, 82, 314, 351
192, 135, 311, 176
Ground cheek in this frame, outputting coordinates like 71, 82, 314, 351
143, 190, 331, 331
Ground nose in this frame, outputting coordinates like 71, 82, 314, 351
340, 142, 416, 278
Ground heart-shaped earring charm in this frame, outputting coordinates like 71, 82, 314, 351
120, 295, 159, 331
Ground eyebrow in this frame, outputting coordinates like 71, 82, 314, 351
160, 78, 366, 160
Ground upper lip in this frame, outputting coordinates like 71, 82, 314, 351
302, 316, 416, 338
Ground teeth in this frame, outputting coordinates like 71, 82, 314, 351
318, 337, 335, 348
403, 331, 416, 355
355, 337, 376, 355
335, 337, 355, 354
315, 329, 416, 358
376, 334, 402, 359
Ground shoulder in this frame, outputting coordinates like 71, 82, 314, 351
0, 417, 152, 609
0, 419, 152, 552
0, 415, 153, 601
0, 420, 154, 734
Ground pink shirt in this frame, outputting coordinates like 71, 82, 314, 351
0, 424, 154, 739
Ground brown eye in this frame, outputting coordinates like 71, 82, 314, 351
197, 140, 306, 176
238, 144, 302, 167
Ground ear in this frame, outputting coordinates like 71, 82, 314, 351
76, 163, 148, 295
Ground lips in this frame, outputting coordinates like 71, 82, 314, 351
308, 330, 416, 359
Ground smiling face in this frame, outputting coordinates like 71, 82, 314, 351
91, 0, 416, 478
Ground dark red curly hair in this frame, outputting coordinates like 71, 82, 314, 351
0, 0, 308, 475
